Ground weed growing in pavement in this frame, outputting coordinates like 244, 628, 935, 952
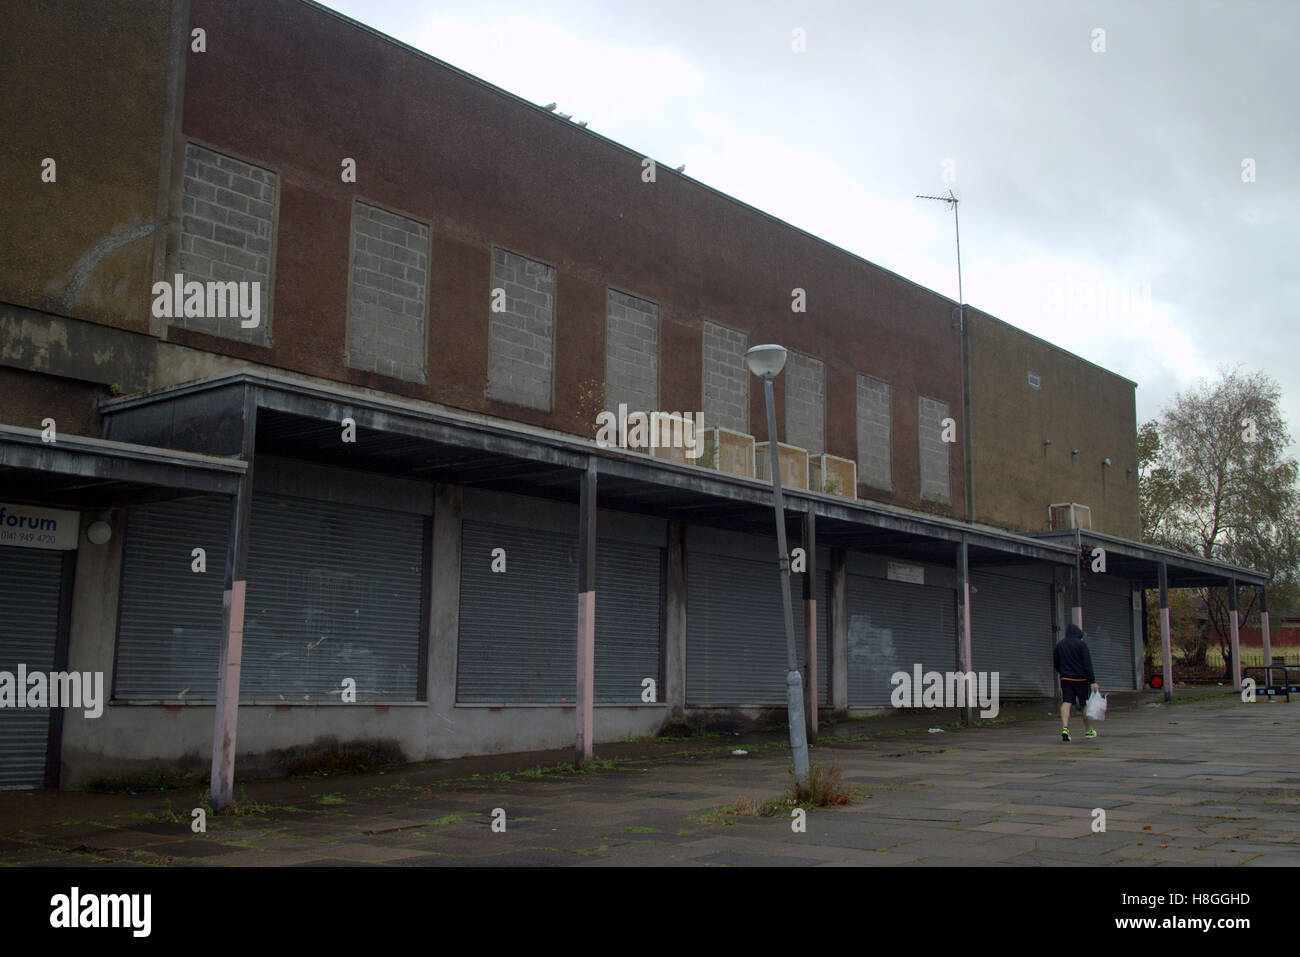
482, 758, 620, 784
700, 761, 853, 825
792, 761, 853, 806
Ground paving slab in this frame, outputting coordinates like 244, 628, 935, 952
4, 693, 1296, 867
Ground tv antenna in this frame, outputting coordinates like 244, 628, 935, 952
915, 189, 963, 328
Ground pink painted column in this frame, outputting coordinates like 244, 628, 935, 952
575, 592, 594, 763
211, 580, 246, 807
574, 460, 597, 766
802, 510, 818, 740
1228, 579, 1241, 691
1260, 586, 1272, 668
210, 388, 256, 811
1159, 560, 1173, 700
957, 536, 972, 724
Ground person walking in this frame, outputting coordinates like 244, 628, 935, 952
1054, 623, 1099, 741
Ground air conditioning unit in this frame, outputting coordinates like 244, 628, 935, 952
809, 453, 857, 500
755, 442, 810, 490
695, 427, 756, 478
648, 412, 699, 465
1049, 502, 1092, 530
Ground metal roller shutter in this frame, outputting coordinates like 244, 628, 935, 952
117, 492, 426, 701
0, 546, 62, 789
242, 494, 425, 701
1083, 588, 1135, 691
847, 575, 955, 707
686, 552, 819, 706
115, 495, 230, 699
971, 571, 1055, 696
595, 539, 664, 703
457, 521, 664, 703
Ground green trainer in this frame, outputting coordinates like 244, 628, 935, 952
1084, 729, 1098, 738
1061, 727, 1070, 742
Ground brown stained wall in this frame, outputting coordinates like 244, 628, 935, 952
178, 0, 967, 515
0, 0, 174, 332
969, 307, 1139, 537
0, 368, 103, 437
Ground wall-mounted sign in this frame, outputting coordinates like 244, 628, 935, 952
0, 503, 80, 551
887, 561, 924, 585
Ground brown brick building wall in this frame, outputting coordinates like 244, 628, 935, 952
171, 0, 968, 514
2, 0, 1144, 533
968, 307, 1140, 537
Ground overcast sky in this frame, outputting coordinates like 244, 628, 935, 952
321, 0, 1299, 446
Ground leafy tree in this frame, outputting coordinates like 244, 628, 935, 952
1137, 420, 1184, 547
1140, 367, 1300, 677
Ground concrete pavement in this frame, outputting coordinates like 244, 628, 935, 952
2, 691, 1296, 866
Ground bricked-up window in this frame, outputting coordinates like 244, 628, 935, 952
346, 201, 430, 384
857, 374, 892, 491
177, 143, 274, 345
918, 394, 951, 504
605, 289, 659, 414
701, 320, 748, 433
784, 352, 825, 454
486, 248, 555, 411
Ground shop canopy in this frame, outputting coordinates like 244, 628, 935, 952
99, 370, 1081, 570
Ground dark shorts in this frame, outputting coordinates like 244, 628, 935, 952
1061, 680, 1090, 707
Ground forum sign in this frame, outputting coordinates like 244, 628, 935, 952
0, 503, 80, 551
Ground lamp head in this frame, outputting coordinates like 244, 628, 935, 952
744, 343, 788, 380
86, 520, 112, 545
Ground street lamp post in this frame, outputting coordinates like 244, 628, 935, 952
745, 343, 811, 792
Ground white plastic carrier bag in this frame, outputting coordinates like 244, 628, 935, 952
1085, 689, 1107, 721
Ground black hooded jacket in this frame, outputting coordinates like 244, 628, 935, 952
1053, 624, 1096, 684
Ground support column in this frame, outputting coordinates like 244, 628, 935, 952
664, 521, 687, 720
830, 548, 848, 712
1131, 586, 1143, 692
1228, 578, 1241, 692
575, 459, 597, 766
1070, 557, 1083, 628
1260, 585, 1272, 667
1053, 568, 1066, 644
210, 386, 257, 811
1159, 560, 1172, 701
956, 535, 972, 725
1140, 587, 1149, 679
802, 510, 818, 740
429, 484, 463, 728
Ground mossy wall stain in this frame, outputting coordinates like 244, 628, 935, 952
0, 0, 173, 332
